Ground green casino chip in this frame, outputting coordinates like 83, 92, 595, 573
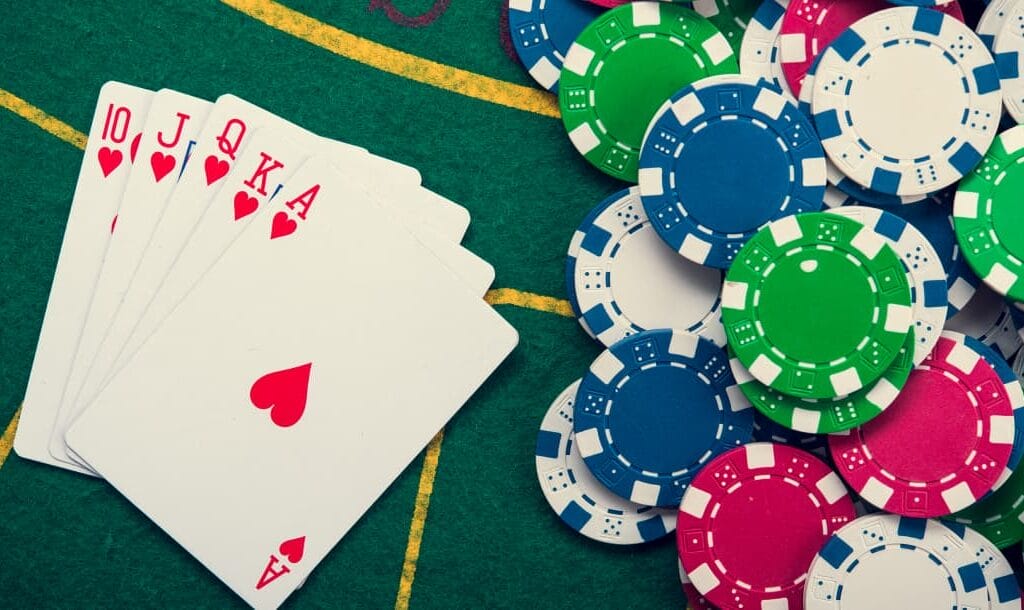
721, 212, 912, 399
948, 459, 1024, 549
731, 330, 914, 434
558, 1, 738, 182
954, 125, 1024, 303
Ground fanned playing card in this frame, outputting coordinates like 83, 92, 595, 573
15, 82, 153, 473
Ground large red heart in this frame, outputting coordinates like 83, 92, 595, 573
249, 363, 311, 428
204, 155, 230, 185
278, 536, 306, 564
270, 211, 297, 240
150, 152, 176, 183
233, 190, 259, 220
97, 146, 123, 177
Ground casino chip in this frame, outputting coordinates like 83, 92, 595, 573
979, 0, 1014, 50
955, 125, 1024, 302
829, 331, 1016, 517
884, 195, 979, 319
558, 2, 738, 182
994, 3, 1024, 122
949, 452, 1024, 548
824, 206, 948, 365
573, 329, 754, 508
582, 0, 627, 7
777, 0, 963, 97
948, 283, 1024, 358
738, 0, 792, 98
797, 65, 930, 206
638, 74, 826, 269
963, 335, 1024, 492
507, 0, 606, 92
565, 187, 725, 348
692, 0, 760, 54
722, 212, 913, 399
535, 380, 676, 544
733, 330, 915, 434
804, 515, 989, 610
810, 7, 1001, 196
677, 442, 855, 610
954, 524, 1024, 610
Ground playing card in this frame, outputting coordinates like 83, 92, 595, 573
80, 95, 472, 413
14, 82, 153, 473
65, 155, 518, 610
47, 89, 211, 468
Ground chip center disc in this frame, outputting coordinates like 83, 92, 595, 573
612, 227, 722, 330
594, 37, 707, 153
848, 41, 965, 161
861, 368, 976, 482
990, 163, 1024, 258
676, 120, 790, 234
711, 477, 825, 589
838, 546, 954, 609
758, 248, 873, 364
610, 365, 718, 472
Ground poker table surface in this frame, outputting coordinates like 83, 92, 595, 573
0, 2, 689, 608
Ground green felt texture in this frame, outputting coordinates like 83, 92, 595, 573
0, 1, 686, 608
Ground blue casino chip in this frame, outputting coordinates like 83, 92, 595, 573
573, 329, 753, 507
963, 335, 1024, 493
535, 379, 676, 544
507, 0, 605, 92
638, 74, 826, 268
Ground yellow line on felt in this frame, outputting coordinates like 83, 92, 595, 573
485, 288, 573, 318
394, 430, 445, 610
0, 89, 87, 150
219, 0, 560, 119
0, 407, 23, 471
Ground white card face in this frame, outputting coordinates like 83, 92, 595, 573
66, 155, 518, 610
46, 90, 212, 467
14, 82, 154, 473
85, 96, 471, 407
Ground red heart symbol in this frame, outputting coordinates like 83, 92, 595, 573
249, 363, 311, 428
97, 146, 123, 177
270, 211, 297, 240
204, 155, 230, 185
233, 190, 259, 220
278, 536, 306, 564
150, 152, 176, 182
129, 132, 142, 163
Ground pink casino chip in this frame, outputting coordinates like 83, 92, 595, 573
676, 443, 855, 610
777, 0, 964, 97
830, 331, 1015, 518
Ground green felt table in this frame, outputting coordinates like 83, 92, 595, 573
0, 1, 688, 608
